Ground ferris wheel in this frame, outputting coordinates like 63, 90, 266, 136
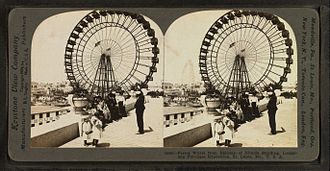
64, 10, 159, 98
199, 10, 293, 98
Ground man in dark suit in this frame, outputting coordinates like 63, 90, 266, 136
134, 91, 145, 134
267, 92, 278, 134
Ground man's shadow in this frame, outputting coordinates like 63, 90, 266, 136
268, 127, 286, 135
136, 126, 154, 135
144, 126, 154, 133
276, 127, 286, 134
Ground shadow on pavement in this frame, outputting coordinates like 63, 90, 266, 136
229, 143, 243, 147
144, 126, 153, 133
267, 127, 286, 135
96, 143, 110, 147
276, 127, 286, 134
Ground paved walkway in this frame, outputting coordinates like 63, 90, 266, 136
60, 98, 163, 148
195, 98, 297, 147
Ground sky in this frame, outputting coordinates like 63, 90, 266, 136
31, 9, 297, 88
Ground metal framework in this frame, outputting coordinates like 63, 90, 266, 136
225, 55, 251, 98
64, 10, 159, 98
199, 10, 293, 97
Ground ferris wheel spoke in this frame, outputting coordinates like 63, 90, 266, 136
272, 42, 286, 49
265, 74, 277, 84
138, 48, 152, 53
136, 62, 152, 68
140, 39, 150, 47
218, 47, 236, 56
84, 24, 100, 44
116, 24, 131, 43
268, 69, 283, 77
221, 69, 232, 82
269, 36, 285, 46
135, 30, 148, 40
254, 42, 271, 53
264, 24, 277, 36
125, 18, 136, 30
135, 69, 149, 76
114, 59, 135, 69
118, 32, 135, 46
114, 69, 128, 82
267, 28, 281, 39
129, 74, 143, 84
249, 67, 264, 83
255, 51, 271, 58
84, 44, 99, 54
260, 20, 272, 31
90, 24, 104, 45
272, 48, 288, 54
224, 25, 239, 44
84, 66, 97, 81
255, 16, 265, 28
131, 25, 144, 36
116, 51, 136, 58
119, 43, 136, 53
118, 36, 136, 50
129, 21, 141, 34
125, 17, 136, 30
272, 39, 286, 47
136, 34, 151, 43
250, 31, 268, 47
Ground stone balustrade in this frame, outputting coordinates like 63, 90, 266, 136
31, 106, 70, 127
163, 107, 203, 127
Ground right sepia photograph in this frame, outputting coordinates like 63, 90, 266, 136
163, 9, 297, 148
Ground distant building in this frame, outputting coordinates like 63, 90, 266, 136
162, 82, 173, 90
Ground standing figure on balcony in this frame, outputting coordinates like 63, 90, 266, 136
250, 93, 260, 118
91, 114, 103, 146
117, 91, 127, 117
267, 91, 278, 135
240, 92, 251, 122
106, 92, 120, 121
134, 91, 145, 134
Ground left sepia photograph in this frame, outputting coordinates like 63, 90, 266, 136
30, 10, 164, 148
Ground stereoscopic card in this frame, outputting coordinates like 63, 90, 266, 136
6, 6, 327, 167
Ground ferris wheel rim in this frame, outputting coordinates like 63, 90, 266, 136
64, 10, 159, 95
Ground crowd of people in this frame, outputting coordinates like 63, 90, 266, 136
214, 91, 278, 147
219, 92, 261, 126
80, 90, 146, 147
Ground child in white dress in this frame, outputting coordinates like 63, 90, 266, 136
214, 116, 235, 147
91, 114, 103, 146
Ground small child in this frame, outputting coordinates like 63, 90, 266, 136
81, 117, 93, 146
91, 114, 103, 146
